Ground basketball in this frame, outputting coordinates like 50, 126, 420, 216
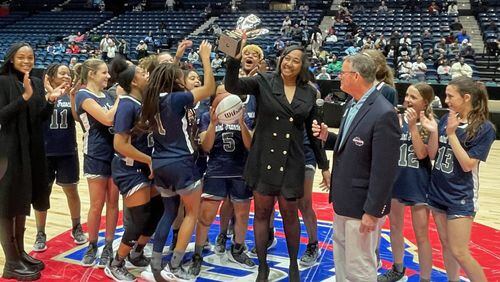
214, 94, 243, 124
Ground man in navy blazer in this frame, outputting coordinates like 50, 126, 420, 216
313, 54, 401, 281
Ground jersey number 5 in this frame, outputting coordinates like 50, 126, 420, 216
222, 132, 235, 152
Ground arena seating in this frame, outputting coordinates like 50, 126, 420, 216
0, 11, 29, 29
2, 11, 113, 36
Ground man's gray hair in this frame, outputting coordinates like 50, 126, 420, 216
344, 54, 377, 83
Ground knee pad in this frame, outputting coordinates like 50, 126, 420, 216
143, 195, 164, 237
122, 203, 151, 247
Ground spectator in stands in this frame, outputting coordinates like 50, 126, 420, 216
435, 37, 448, 54
412, 43, 424, 59
68, 42, 80, 54
291, 23, 303, 43
449, 19, 463, 34
428, 1, 440, 15
75, 32, 86, 43
345, 44, 360, 55
158, 21, 166, 32
445, 32, 456, 44
422, 29, 432, 40
375, 34, 387, 50
107, 41, 116, 61
424, 47, 437, 62
99, 34, 110, 61
118, 39, 128, 58
136, 40, 148, 60
281, 16, 292, 36
318, 48, 329, 63
299, 3, 309, 14
398, 43, 411, 59
485, 20, 498, 32
397, 55, 413, 79
187, 49, 199, 64
377, 1, 389, 14
46, 43, 55, 54
144, 31, 153, 44
299, 16, 307, 27
165, 0, 175, 11
69, 57, 78, 71
447, 1, 458, 14
412, 56, 427, 81
456, 29, 471, 44
325, 31, 338, 43
437, 59, 451, 77
64, 33, 78, 43
211, 24, 222, 36
326, 54, 342, 74
316, 67, 331, 80
399, 33, 412, 46
352, 3, 365, 13
363, 37, 375, 50
450, 56, 473, 78
211, 53, 223, 70
434, 52, 446, 68
54, 42, 66, 55
460, 43, 475, 59
274, 37, 285, 56
310, 26, 323, 58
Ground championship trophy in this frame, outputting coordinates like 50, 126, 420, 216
218, 14, 269, 58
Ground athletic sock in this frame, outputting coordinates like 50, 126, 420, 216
71, 217, 81, 228
171, 251, 185, 268
111, 253, 125, 267
151, 251, 163, 270
130, 244, 146, 259
394, 263, 404, 273
194, 244, 204, 256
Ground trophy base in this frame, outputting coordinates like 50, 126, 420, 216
218, 33, 242, 58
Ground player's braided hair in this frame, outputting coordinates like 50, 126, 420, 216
136, 62, 184, 133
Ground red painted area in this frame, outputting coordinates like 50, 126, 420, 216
1, 192, 499, 281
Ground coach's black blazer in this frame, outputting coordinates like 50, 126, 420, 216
327, 90, 401, 219
225, 57, 329, 198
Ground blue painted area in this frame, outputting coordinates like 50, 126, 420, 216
60, 212, 450, 281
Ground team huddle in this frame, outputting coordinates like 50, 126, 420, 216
0, 36, 496, 282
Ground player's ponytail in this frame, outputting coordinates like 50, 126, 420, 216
80, 59, 105, 85
449, 77, 491, 141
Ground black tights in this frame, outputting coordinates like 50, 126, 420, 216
0, 215, 26, 262
253, 192, 300, 280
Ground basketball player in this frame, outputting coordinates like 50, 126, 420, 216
33, 64, 87, 253
75, 59, 120, 268
104, 58, 163, 281
378, 83, 436, 282
422, 77, 495, 282
139, 40, 214, 280
189, 84, 255, 277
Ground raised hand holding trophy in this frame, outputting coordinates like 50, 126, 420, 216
217, 14, 269, 58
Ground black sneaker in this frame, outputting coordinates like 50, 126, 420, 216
377, 265, 406, 282
71, 224, 88, 245
127, 251, 150, 268
203, 239, 212, 252
81, 243, 98, 267
214, 233, 227, 255
299, 242, 320, 267
98, 242, 113, 268
105, 259, 136, 282
249, 237, 278, 258
188, 253, 203, 277
32, 231, 47, 252
227, 245, 256, 269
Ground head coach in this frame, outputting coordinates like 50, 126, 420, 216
313, 53, 401, 281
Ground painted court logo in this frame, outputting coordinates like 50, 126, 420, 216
19, 193, 500, 281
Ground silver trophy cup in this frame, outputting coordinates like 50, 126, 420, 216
218, 14, 269, 58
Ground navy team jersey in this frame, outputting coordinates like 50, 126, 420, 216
392, 120, 432, 203
113, 95, 153, 168
43, 95, 77, 156
242, 95, 257, 129
75, 88, 115, 162
429, 113, 496, 208
152, 91, 195, 169
200, 111, 252, 177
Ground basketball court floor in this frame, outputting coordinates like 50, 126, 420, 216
1, 128, 499, 281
